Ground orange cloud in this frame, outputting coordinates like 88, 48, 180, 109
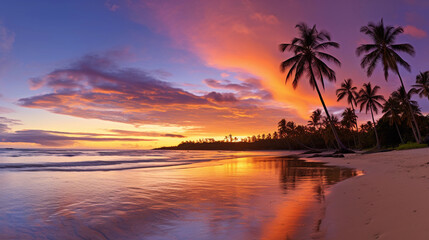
127, 0, 342, 120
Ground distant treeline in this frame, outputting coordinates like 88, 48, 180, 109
157, 111, 429, 151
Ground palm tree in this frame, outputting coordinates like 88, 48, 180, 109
278, 119, 287, 138
392, 86, 421, 142
356, 82, 385, 148
360, 121, 373, 134
356, 19, 422, 142
273, 131, 278, 139
382, 97, 404, 144
341, 108, 358, 147
308, 109, 322, 131
341, 108, 357, 130
321, 115, 340, 149
280, 23, 349, 151
322, 115, 340, 128
336, 79, 359, 108
336, 78, 360, 146
412, 71, 429, 101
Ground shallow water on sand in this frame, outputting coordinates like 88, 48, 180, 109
0, 149, 357, 239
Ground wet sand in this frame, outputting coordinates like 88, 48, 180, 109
309, 148, 429, 240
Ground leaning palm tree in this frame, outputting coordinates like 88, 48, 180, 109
382, 97, 404, 144
357, 82, 385, 148
412, 71, 429, 101
356, 19, 422, 142
280, 23, 349, 151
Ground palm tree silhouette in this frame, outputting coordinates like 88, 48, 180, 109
278, 119, 287, 138
341, 108, 357, 130
336, 79, 360, 146
356, 19, 422, 142
392, 86, 421, 142
308, 109, 322, 131
336, 79, 359, 107
357, 82, 385, 148
280, 23, 348, 151
412, 71, 429, 101
382, 97, 405, 144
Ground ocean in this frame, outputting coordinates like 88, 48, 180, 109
0, 149, 357, 239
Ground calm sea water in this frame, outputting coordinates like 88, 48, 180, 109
0, 149, 358, 239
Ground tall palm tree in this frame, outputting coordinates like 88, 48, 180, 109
392, 86, 421, 142
280, 23, 349, 151
356, 19, 422, 142
412, 71, 429, 101
357, 82, 385, 148
336, 78, 360, 146
382, 97, 404, 144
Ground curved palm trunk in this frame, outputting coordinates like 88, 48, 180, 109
394, 122, 404, 144
370, 106, 380, 148
397, 71, 422, 143
309, 67, 348, 151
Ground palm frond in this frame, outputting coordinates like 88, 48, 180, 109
316, 52, 341, 66
314, 41, 339, 50
356, 44, 378, 56
390, 44, 415, 56
391, 51, 411, 72
292, 59, 306, 89
280, 54, 302, 72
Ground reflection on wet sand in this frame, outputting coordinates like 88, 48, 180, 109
253, 157, 359, 239
0, 153, 358, 239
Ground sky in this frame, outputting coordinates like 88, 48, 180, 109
0, 0, 428, 149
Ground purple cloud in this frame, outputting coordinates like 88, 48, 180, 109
204, 92, 238, 102
203, 78, 272, 101
18, 53, 294, 135
108, 129, 185, 138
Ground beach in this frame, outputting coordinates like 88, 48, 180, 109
312, 147, 429, 240
1, 148, 429, 239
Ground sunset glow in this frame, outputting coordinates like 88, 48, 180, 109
0, 0, 428, 148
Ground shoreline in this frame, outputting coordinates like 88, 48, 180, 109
305, 147, 429, 240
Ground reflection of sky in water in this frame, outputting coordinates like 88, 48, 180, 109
0, 150, 358, 239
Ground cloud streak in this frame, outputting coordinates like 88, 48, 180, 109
0, 130, 156, 146
19, 53, 295, 136
0, 116, 186, 146
0, 22, 14, 52
403, 25, 427, 38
